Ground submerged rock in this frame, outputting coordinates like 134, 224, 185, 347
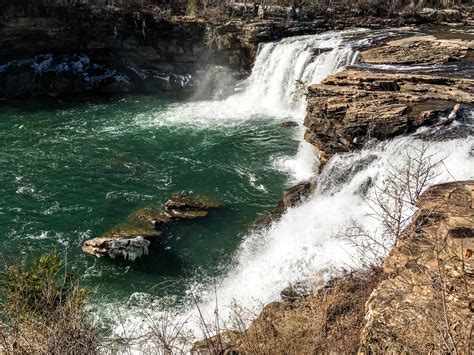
82, 191, 222, 260
281, 120, 299, 128
164, 191, 221, 219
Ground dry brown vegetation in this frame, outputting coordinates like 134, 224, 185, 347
228, 267, 385, 354
0, 252, 99, 354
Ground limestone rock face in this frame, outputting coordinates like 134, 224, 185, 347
361, 181, 474, 353
360, 35, 474, 66
303, 70, 474, 164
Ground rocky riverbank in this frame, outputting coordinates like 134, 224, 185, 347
304, 32, 474, 166
193, 28, 474, 353
361, 181, 474, 352
1, 1, 473, 99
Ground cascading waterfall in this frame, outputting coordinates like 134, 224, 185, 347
114, 30, 474, 348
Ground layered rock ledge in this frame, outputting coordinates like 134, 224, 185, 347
361, 181, 474, 352
360, 35, 474, 66
304, 70, 474, 164
83, 192, 221, 260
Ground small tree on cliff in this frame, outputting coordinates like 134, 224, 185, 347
342, 142, 442, 267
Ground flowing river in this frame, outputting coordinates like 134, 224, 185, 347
1, 28, 473, 349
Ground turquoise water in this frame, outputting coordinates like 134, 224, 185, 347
0, 94, 298, 300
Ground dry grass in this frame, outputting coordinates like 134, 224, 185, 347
235, 267, 384, 354
190, 266, 385, 354
0, 251, 99, 354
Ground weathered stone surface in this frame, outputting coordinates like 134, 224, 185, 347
361, 181, 474, 353
304, 70, 474, 164
253, 181, 316, 229
82, 224, 161, 259
419, 7, 465, 23
161, 191, 221, 221
83, 191, 221, 259
360, 35, 474, 66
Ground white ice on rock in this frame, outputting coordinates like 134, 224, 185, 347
108, 236, 150, 261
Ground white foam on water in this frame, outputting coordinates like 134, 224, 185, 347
141, 32, 356, 129
109, 28, 474, 350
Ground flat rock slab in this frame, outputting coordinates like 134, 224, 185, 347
360, 35, 474, 66
303, 69, 474, 164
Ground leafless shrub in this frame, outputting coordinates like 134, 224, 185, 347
342, 142, 443, 267
0, 251, 99, 354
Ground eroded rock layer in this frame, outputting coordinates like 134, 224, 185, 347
304, 70, 474, 164
361, 181, 474, 352
360, 35, 474, 66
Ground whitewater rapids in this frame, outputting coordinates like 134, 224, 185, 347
109, 29, 474, 349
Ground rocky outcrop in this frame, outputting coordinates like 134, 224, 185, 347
0, 6, 242, 98
361, 181, 474, 353
304, 70, 474, 164
360, 35, 474, 66
154, 191, 222, 225
82, 226, 161, 260
83, 191, 222, 259
418, 7, 467, 23
253, 181, 316, 229
192, 267, 384, 354
0, 1, 332, 98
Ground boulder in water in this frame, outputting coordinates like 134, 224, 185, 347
281, 121, 299, 128
82, 224, 161, 260
253, 181, 316, 229
162, 191, 222, 220
82, 191, 222, 260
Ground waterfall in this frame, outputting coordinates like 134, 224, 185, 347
115, 29, 474, 348
146, 30, 359, 125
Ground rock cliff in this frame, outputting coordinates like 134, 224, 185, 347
3, 1, 472, 99
304, 70, 474, 165
0, 2, 328, 98
361, 181, 474, 352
